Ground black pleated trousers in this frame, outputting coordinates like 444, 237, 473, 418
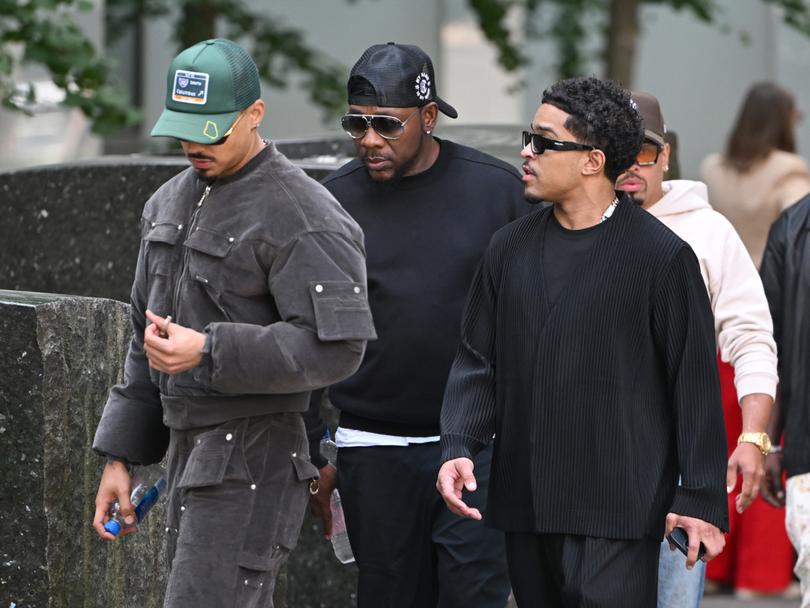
505, 532, 660, 607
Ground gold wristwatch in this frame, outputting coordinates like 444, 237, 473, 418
737, 432, 773, 455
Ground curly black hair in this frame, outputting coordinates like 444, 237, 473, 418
541, 76, 644, 183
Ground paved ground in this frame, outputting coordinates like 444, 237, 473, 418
504, 592, 800, 607
703, 595, 799, 607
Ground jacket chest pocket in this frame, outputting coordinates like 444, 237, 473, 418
184, 228, 236, 321
144, 223, 183, 314
185, 228, 268, 298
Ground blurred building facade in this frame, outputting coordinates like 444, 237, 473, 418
2, 0, 810, 179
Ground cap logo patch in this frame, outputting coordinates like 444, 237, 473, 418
203, 121, 219, 140
172, 69, 209, 105
415, 72, 431, 101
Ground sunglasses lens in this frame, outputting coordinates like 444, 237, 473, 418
522, 132, 545, 155
637, 144, 659, 164
370, 116, 405, 139
341, 115, 369, 139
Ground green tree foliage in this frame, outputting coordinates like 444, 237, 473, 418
0, 0, 140, 133
2, 0, 810, 133
478, 0, 810, 83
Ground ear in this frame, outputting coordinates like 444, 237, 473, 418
581, 148, 606, 177
421, 102, 439, 133
248, 99, 266, 128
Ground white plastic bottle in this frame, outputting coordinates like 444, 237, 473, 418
320, 430, 355, 564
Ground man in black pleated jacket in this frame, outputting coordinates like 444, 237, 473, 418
436, 76, 729, 606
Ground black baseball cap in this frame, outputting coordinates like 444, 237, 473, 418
348, 42, 458, 118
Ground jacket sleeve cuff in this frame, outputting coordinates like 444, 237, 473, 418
93, 399, 170, 466
669, 486, 729, 532
440, 433, 487, 463
733, 371, 778, 401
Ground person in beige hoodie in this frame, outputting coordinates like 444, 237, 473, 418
701, 82, 810, 268
617, 92, 780, 606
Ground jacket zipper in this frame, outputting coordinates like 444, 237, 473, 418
161, 183, 211, 395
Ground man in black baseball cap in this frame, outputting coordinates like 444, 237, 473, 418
306, 42, 528, 606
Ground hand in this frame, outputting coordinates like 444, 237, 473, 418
93, 460, 135, 540
143, 309, 206, 374
665, 513, 725, 569
309, 464, 337, 539
760, 452, 786, 507
726, 442, 764, 513
436, 458, 482, 520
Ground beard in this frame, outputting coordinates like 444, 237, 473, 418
363, 137, 424, 188
625, 190, 646, 205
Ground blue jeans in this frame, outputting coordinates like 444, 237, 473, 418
657, 538, 705, 608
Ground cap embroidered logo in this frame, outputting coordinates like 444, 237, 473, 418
203, 121, 219, 140
415, 72, 431, 101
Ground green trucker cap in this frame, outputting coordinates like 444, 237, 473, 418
151, 38, 261, 144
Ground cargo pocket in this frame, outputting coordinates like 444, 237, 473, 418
309, 281, 377, 341
234, 454, 318, 608
235, 548, 281, 608
177, 428, 236, 491
277, 453, 320, 550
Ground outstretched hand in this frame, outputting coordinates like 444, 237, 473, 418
726, 442, 764, 513
436, 457, 482, 520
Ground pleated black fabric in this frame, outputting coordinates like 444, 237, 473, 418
505, 532, 660, 607
440, 196, 729, 540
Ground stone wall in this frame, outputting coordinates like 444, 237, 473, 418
0, 145, 349, 304
0, 290, 167, 607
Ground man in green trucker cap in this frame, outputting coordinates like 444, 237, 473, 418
91, 38, 376, 607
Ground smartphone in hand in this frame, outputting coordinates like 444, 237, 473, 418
666, 527, 707, 561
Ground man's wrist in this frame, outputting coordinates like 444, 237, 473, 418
104, 454, 134, 474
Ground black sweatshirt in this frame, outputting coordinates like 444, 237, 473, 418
440, 197, 729, 540
321, 138, 528, 437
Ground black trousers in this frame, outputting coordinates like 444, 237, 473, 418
505, 532, 660, 607
337, 442, 510, 608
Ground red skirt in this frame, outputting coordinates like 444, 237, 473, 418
705, 358, 794, 592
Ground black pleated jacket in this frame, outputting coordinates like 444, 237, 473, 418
440, 196, 729, 539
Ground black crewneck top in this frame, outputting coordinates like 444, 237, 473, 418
322, 138, 530, 436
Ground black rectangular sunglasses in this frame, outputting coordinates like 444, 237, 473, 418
522, 131, 595, 155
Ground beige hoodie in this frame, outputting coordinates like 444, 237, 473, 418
647, 180, 778, 400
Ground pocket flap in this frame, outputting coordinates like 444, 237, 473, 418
309, 281, 377, 342
144, 223, 183, 245
177, 428, 236, 490
291, 453, 319, 481
237, 549, 271, 572
185, 228, 234, 258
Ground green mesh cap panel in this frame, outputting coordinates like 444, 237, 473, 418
217, 39, 261, 109
163, 38, 260, 115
